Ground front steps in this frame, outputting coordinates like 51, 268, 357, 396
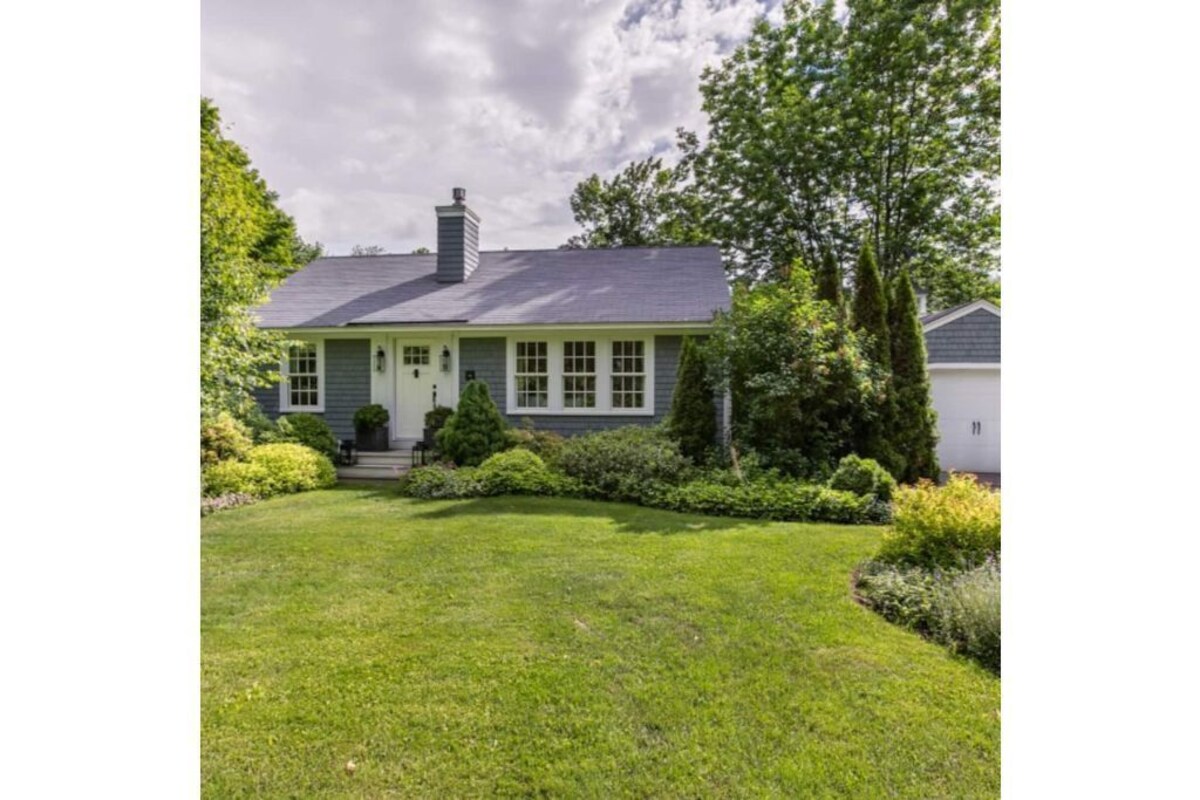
337, 449, 414, 481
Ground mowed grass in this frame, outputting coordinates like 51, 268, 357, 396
202, 486, 999, 798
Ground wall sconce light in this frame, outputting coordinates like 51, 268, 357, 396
440, 345, 452, 373
375, 346, 386, 373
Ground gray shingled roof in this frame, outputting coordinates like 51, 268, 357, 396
254, 246, 730, 328
921, 301, 974, 327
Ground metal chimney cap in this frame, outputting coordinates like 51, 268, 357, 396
452, 187, 466, 205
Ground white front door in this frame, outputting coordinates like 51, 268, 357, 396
929, 368, 1001, 473
395, 341, 440, 440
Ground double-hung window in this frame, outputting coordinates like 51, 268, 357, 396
509, 336, 652, 414
562, 341, 596, 408
281, 340, 323, 411
514, 341, 549, 408
610, 340, 646, 409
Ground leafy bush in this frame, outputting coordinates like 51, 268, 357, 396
558, 426, 692, 502
202, 460, 270, 497
506, 418, 566, 465
276, 413, 339, 461
437, 381, 510, 466
647, 479, 878, 524
400, 463, 484, 499
477, 449, 577, 496
201, 412, 253, 466
200, 493, 258, 516
354, 403, 390, 431
880, 473, 1000, 569
248, 443, 337, 495
425, 405, 454, 430
856, 558, 1000, 673
829, 454, 897, 501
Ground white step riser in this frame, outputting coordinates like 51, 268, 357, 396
337, 465, 407, 480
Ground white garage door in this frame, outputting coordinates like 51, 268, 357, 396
929, 368, 1001, 473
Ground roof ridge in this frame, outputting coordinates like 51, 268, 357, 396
316, 244, 721, 260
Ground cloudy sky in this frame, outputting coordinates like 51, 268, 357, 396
202, 0, 782, 255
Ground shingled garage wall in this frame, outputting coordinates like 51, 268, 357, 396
923, 307, 1001, 474
457, 335, 722, 437
252, 338, 371, 443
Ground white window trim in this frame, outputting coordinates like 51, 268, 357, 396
279, 339, 325, 412
506, 334, 655, 416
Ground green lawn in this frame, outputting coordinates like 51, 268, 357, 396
202, 486, 999, 798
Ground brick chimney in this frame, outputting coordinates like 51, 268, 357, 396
435, 187, 480, 283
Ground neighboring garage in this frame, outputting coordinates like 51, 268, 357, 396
922, 300, 1001, 475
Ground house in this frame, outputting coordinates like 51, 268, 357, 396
921, 299, 1001, 477
253, 189, 731, 464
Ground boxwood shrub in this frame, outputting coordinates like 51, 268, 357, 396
476, 449, 578, 496
277, 413, 339, 461
828, 454, 897, 501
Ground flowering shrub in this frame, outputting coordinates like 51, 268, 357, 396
879, 473, 1000, 568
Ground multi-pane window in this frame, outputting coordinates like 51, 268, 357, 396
515, 341, 549, 408
611, 340, 645, 409
402, 345, 430, 365
562, 341, 596, 408
286, 342, 320, 408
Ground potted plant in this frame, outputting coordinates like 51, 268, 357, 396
353, 404, 390, 451
423, 405, 454, 448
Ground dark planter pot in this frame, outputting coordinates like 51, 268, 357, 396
423, 427, 437, 448
356, 426, 389, 451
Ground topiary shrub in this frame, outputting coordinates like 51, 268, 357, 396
505, 418, 566, 466
829, 454, 897, 502
437, 381, 509, 466
201, 412, 253, 466
399, 463, 485, 499
665, 335, 717, 465
353, 403, 390, 431
245, 443, 337, 496
879, 473, 1000, 569
277, 413, 339, 461
202, 460, 270, 497
476, 449, 578, 497
558, 426, 692, 503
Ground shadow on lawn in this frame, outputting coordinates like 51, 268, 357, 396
407, 495, 754, 536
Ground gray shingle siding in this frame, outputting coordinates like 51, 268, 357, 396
924, 309, 1001, 363
457, 334, 721, 439
435, 211, 480, 283
252, 338, 371, 442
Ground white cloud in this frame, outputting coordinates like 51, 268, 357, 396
201, 0, 776, 254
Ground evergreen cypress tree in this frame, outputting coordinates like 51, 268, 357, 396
666, 336, 718, 464
889, 268, 940, 482
851, 240, 891, 370
850, 240, 900, 473
816, 248, 843, 312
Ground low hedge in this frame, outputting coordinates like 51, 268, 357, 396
558, 426, 692, 502
828, 454, 896, 502
400, 464, 485, 499
476, 450, 578, 496
646, 479, 887, 525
